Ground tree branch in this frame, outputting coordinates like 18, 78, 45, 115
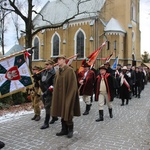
7, 0, 27, 22
32, 10, 53, 25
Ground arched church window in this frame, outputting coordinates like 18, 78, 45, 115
131, 2, 136, 21
33, 37, 39, 60
53, 34, 59, 56
76, 31, 84, 58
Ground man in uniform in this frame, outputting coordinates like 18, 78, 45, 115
51, 55, 81, 138
29, 66, 41, 121
35, 59, 58, 129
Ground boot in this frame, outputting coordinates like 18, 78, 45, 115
35, 115, 41, 121
121, 99, 124, 106
40, 114, 50, 129
31, 115, 36, 120
49, 116, 58, 124
83, 104, 91, 115
96, 110, 104, 122
126, 99, 129, 105
67, 124, 74, 138
109, 108, 113, 118
0, 141, 5, 149
56, 119, 68, 136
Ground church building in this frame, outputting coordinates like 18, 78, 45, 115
20, 0, 141, 69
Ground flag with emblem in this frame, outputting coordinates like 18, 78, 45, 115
0, 52, 33, 98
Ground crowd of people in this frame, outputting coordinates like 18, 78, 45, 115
25, 56, 150, 139
0, 56, 149, 148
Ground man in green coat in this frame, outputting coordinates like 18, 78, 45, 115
51, 55, 81, 138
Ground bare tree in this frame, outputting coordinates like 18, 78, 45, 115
0, 0, 10, 55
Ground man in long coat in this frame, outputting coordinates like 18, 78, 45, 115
51, 55, 81, 138
77, 63, 95, 115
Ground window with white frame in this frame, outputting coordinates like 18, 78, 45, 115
33, 37, 39, 60
52, 34, 60, 56
131, 2, 136, 21
76, 31, 84, 58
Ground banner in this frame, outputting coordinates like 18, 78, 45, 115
0, 52, 33, 98
78, 41, 106, 73
86, 41, 106, 67
105, 52, 113, 63
111, 56, 118, 70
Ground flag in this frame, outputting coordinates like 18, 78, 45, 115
24, 51, 31, 66
0, 52, 33, 98
100, 52, 113, 62
111, 56, 118, 70
105, 52, 113, 63
86, 41, 106, 67
78, 41, 106, 73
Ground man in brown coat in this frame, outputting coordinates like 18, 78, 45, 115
51, 55, 81, 138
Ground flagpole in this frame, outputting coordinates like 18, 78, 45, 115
0, 47, 35, 61
35, 54, 78, 75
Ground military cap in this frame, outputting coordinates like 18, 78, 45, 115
56, 54, 66, 60
32, 66, 40, 70
45, 59, 55, 65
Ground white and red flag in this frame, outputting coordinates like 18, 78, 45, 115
0, 51, 33, 98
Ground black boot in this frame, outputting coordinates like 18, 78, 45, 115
56, 119, 68, 136
109, 108, 113, 118
35, 115, 41, 121
67, 124, 74, 138
126, 99, 129, 105
49, 116, 58, 124
40, 114, 50, 129
31, 115, 36, 120
121, 99, 124, 106
96, 110, 104, 122
0, 141, 5, 149
83, 104, 91, 115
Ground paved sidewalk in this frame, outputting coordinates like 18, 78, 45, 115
0, 84, 150, 150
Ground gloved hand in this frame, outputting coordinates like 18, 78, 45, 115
27, 95, 31, 101
49, 85, 54, 92
42, 92, 47, 98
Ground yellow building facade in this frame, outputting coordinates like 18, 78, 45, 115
20, 0, 141, 70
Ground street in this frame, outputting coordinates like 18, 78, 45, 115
0, 84, 150, 150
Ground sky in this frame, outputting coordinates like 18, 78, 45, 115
140, 0, 150, 54
1, 0, 150, 55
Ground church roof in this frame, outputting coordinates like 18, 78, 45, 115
4, 45, 24, 56
33, 0, 106, 29
104, 18, 126, 33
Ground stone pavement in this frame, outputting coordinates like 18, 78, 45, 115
0, 84, 150, 150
